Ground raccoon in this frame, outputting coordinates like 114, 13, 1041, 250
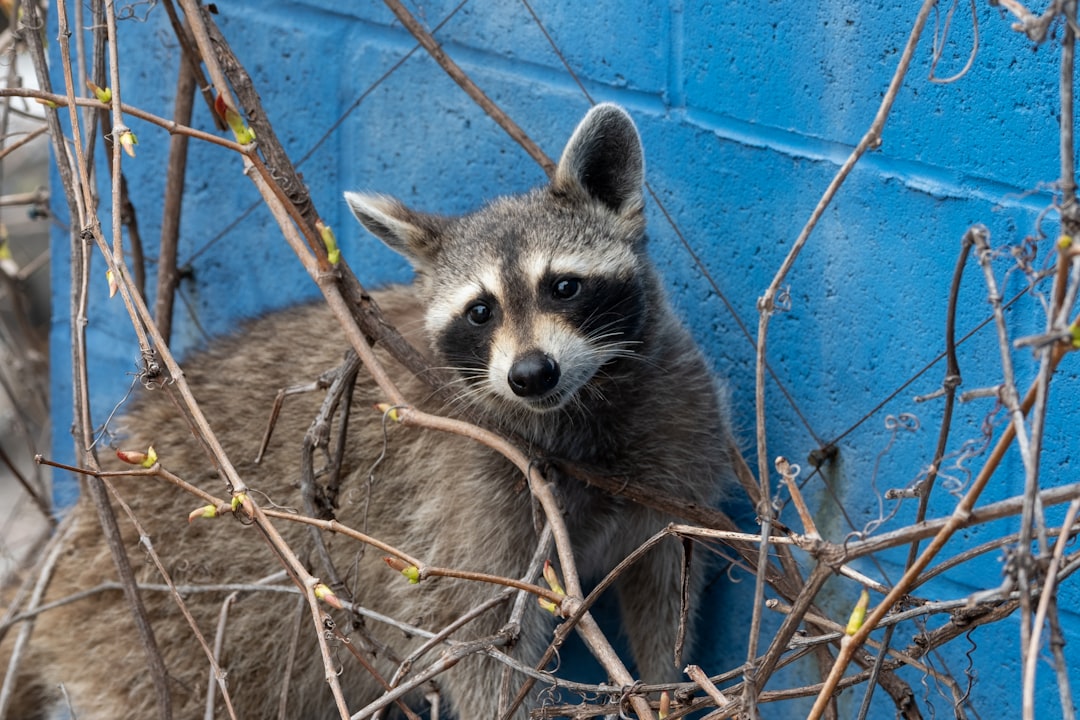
6, 104, 735, 718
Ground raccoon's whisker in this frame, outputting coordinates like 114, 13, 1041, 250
590, 338, 665, 373
607, 349, 662, 371
583, 326, 650, 362
448, 385, 491, 411
409, 365, 495, 418
430, 364, 486, 380
576, 341, 653, 371
576, 321, 634, 349
441, 378, 494, 415
423, 383, 475, 415
416, 367, 473, 385
385, 316, 428, 339
588, 339, 642, 356
582, 318, 634, 341
575, 385, 606, 411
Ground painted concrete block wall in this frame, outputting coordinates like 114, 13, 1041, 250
49, 1, 1075, 715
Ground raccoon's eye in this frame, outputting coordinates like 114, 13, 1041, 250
552, 277, 581, 300
465, 302, 492, 326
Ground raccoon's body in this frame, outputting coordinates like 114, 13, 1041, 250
8, 105, 735, 718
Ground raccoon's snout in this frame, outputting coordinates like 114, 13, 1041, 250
507, 351, 560, 398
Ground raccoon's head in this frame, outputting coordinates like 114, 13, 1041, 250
345, 104, 655, 422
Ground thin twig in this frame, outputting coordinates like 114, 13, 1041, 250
757, 0, 938, 498
0, 123, 47, 161
32, 2, 173, 716
806, 332, 1073, 718
382, 0, 556, 176
98, 477, 238, 720
742, 513, 772, 718
1025, 495, 1080, 718
0, 88, 246, 152
755, 10, 938, 712
686, 664, 730, 708
0, 515, 74, 718
970, 227, 1041, 703
0, 443, 52, 523
154, 53, 196, 344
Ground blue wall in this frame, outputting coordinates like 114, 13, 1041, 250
50, 1, 1076, 715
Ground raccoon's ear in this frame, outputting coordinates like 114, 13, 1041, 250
553, 103, 645, 217
344, 192, 443, 268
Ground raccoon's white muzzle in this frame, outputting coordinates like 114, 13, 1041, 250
488, 317, 602, 412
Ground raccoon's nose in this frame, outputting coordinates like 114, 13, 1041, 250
507, 351, 561, 397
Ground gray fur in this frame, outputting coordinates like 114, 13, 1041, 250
6, 104, 735, 718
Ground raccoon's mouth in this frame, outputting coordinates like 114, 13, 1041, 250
512, 373, 595, 413
517, 391, 570, 412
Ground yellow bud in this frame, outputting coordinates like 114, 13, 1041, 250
542, 559, 566, 596
383, 556, 420, 584
85, 80, 111, 104
846, 589, 870, 635
230, 493, 248, 513
187, 505, 218, 523
374, 403, 402, 422
216, 97, 255, 144
316, 220, 340, 264
537, 596, 559, 615
314, 583, 343, 609
232, 123, 256, 145
141, 445, 158, 468
0, 232, 10, 275
106, 269, 118, 298
119, 131, 137, 158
